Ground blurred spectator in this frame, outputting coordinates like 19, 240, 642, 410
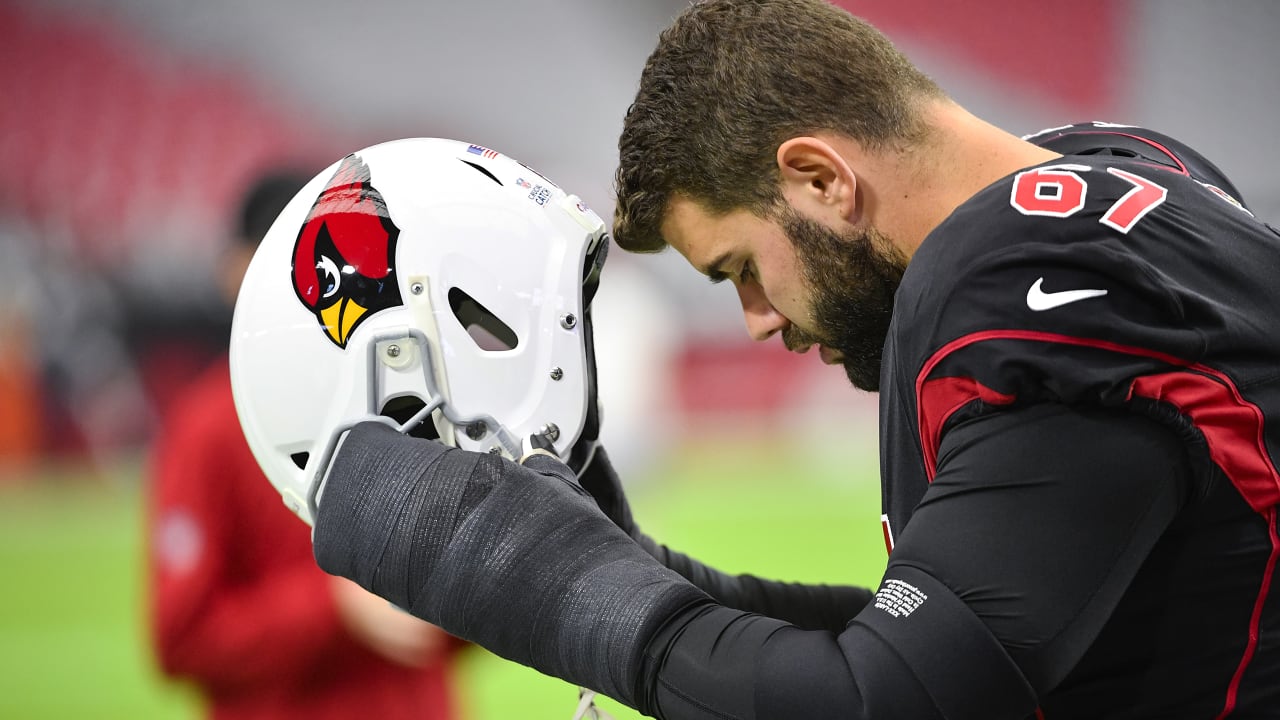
145, 170, 465, 720
0, 221, 42, 478
0, 216, 157, 469
0, 310, 38, 476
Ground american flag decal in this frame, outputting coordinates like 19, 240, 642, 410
467, 144, 499, 159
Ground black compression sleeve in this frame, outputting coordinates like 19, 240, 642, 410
640, 565, 1037, 720
633, 404, 1189, 718
889, 403, 1190, 693
316, 407, 1189, 719
581, 448, 873, 631
655, 546, 874, 632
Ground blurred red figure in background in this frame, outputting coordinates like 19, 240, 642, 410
145, 171, 465, 720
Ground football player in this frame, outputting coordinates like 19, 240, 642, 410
232, 2, 1280, 718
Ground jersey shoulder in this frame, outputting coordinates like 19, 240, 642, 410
889, 158, 1215, 406
1023, 121, 1248, 211
900, 158, 1190, 337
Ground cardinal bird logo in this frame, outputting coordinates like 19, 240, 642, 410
291, 154, 403, 348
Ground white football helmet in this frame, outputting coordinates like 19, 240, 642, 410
230, 138, 608, 525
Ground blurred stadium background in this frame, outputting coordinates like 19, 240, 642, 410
0, 1, 1275, 718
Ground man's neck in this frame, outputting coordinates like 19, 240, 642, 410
827, 100, 1062, 260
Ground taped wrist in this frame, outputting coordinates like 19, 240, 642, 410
312, 422, 710, 708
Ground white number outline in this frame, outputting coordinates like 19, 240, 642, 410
1009, 163, 1168, 234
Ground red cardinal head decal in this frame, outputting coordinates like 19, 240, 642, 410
291, 154, 403, 348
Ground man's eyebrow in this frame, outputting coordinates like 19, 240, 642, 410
703, 251, 732, 284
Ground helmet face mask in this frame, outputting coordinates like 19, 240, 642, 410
230, 138, 608, 524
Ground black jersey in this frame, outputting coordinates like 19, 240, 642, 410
879, 153, 1280, 715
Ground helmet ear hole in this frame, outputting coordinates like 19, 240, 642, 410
380, 396, 442, 440
290, 452, 309, 470
448, 287, 518, 351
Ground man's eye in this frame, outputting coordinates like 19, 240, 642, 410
738, 262, 754, 284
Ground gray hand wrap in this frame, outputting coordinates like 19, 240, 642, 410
312, 422, 710, 709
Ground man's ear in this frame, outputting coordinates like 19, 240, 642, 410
777, 137, 858, 222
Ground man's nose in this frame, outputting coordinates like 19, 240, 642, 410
736, 281, 789, 342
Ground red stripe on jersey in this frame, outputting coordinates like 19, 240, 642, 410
914, 329, 1181, 481
1215, 509, 1279, 719
1130, 372, 1280, 514
917, 376, 1016, 481
881, 514, 895, 554
915, 330, 1280, 511
1091, 131, 1191, 176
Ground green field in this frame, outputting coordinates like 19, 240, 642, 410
0, 438, 885, 720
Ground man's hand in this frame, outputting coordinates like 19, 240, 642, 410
330, 577, 450, 667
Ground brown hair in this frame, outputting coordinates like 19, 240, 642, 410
613, 0, 944, 252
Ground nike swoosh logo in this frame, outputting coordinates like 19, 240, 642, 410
1026, 277, 1108, 311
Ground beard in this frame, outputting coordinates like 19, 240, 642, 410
776, 206, 907, 392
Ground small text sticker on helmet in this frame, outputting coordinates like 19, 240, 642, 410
528, 185, 552, 206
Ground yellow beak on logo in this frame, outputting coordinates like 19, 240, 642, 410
320, 297, 369, 348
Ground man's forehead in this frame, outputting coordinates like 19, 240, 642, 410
658, 196, 708, 253
660, 197, 753, 274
